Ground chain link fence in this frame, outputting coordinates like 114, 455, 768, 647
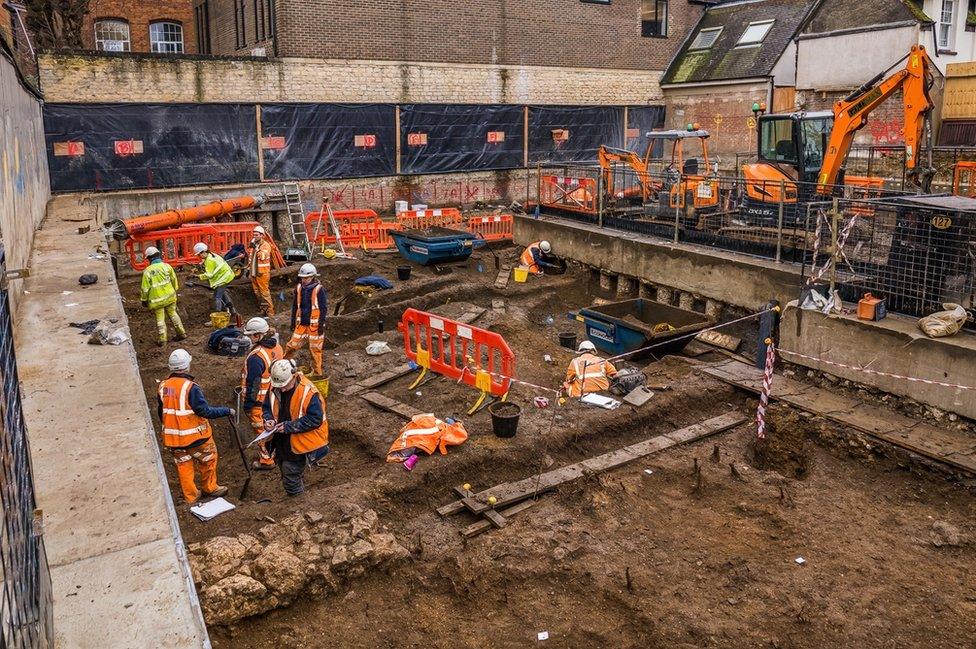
0, 245, 54, 648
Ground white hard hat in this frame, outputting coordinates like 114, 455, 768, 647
193, 242, 209, 256
270, 359, 297, 388
144, 246, 160, 258
168, 348, 192, 371
576, 340, 596, 354
539, 240, 552, 254
298, 263, 319, 278
243, 317, 270, 335
253, 225, 266, 236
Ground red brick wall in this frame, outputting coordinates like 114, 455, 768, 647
82, 0, 197, 54
797, 89, 905, 146
198, 0, 701, 70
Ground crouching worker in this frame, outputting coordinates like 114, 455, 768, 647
140, 246, 186, 347
241, 317, 282, 471
158, 349, 234, 505
262, 359, 329, 496
563, 341, 618, 397
520, 240, 559, 275
193, 242, 237, 316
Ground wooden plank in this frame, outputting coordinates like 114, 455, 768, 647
462, 500, 537, 538
696, 330, 741, 352
494, 266, 512, 289
359, 391, 422, 419
437, 411, 748, 518
700, 359, 976, 475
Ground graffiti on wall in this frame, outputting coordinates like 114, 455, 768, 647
320, 176, 517, 211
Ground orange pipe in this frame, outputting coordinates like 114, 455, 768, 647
113, 195, 264, 239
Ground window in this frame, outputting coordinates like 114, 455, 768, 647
737, 20, 774, 46
235, 0, 246, 49
967, 0, 975, 33
641, 0, 668, 37
255, 0, 263, 41
938, 0, 956, 50
94, 20, 130, 52
195, 2, 211, 54
760, 117, 797, 165
267, 0, 276, 38
689, 27, 722, 50
150, 21, 184, 53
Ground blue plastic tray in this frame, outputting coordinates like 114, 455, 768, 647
390, 227, 476, 265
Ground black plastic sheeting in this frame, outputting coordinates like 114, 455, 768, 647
528, 106, 624, 164
261, 104, 395, 180
399, 104, 524, 174
44, 104, 259, 192
625, 105, 667, 158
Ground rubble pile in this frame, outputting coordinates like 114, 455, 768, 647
187, 506, 409, 625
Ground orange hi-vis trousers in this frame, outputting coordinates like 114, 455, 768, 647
170, 437, 218, 504
286, 324, 324, 376
252, 274, 274, 316
248, 406, 275, 466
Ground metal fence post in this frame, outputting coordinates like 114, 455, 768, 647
829, 197, 839, 295
775, 179, 785, 262
756, 299, 781, 369
535, 162, 542, 218
597, 173, 605, 229
673, 172, 681, 244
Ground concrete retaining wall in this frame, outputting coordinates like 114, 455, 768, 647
780, 306, 976, 420
514, 215, 803, 311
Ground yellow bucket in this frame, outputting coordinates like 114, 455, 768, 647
313, 377, 330, 399
513, 267, 529, 283
210, 311, 230, 329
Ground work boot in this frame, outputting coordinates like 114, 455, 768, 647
156, 339, 166, 347
173, 332, 187, 342
203, 485, 229, 498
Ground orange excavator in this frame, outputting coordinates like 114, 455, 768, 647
741, 44, 936, 224
597, 129, 719, 221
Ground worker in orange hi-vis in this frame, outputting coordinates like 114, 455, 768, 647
562, 341, 618, 397
249, 225, 275, 316
284, 263, 328, 378
519, 240, 559, 275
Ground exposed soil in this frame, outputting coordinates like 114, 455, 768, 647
118, 243, 976, 648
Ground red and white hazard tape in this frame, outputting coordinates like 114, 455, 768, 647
807, 209, 860, 286
777, 348, 976, 391
755, 340, 776, 439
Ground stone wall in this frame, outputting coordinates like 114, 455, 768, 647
38, 52, 664, 105
0, 49, 50, 311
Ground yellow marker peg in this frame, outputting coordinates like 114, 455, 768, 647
488, 496, 497, 506
463, 483, 471, 491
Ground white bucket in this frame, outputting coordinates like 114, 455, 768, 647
394, 200, 408, 213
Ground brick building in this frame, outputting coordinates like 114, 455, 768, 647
194, 0, 706, 69
81, 0, 197, 54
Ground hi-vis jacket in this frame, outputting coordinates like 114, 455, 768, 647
386, 413, 468, 462
140, 259, 179, 310
241, 337, 283, 410
291, 281, 328, 333
564, 352, 618, 397
263, 374, 329, 454
200, 253, 235, 288
250, 238, 273, 278
157, 373, 231, 448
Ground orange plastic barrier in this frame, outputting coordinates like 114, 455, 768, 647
845, 176, 885, 216
396, 208, 464, 230
306, 209, 382, 245
126, 221, 264, 270
540, 175, 598, 214
466, 214, 513, 242
399, 308, 514, 397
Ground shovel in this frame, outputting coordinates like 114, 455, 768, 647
225, 414, 253, 500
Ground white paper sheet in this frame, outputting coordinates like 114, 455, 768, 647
247, 427, 277, 447
190, 497, 236, 521
580, 393, 621, 409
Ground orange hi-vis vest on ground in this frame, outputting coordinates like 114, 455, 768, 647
295, 282, 322, 328
565, 352, 617, 397
158, 376, 212, 448
267, 374, 329, 453
386, 413, 469, 462
251, 238, 273, 277
520, 242, 543, 272
240, 343, 283, 404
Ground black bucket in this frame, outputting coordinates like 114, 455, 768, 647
488, 401, 521, 438
397, 265, 412, 281
558, 332, 577, 349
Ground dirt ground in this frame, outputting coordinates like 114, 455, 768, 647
118, 243, 976, 648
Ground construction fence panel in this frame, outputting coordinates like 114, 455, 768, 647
43, 103, 259, 192
261, 104, 396, 181
399, 104, 525, 174
528, 106, 625, 164
0, 244, 55, 648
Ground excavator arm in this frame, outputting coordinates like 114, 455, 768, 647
816, 44, 935, 195
598, 145, 655, 202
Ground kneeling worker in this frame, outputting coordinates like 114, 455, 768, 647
262, 359, 329, 496
520, 240, 559, 275
563, 340, 618, 397
240, 317, 283, 471
158, 349, 234, 505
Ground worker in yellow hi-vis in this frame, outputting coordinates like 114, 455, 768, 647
140, 246, 186, 347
